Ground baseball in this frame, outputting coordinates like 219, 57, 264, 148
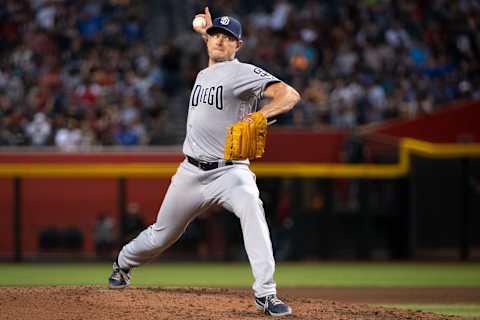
192, 16, 206, 29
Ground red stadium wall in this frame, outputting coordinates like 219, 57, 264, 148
0, 151, 184, 258
1, 97, 477, 259
0, 130, 347, 258
0, 179, 14, 256
22, 178, 118, 255
262, 128, 346, 162
0, 177, 173, 258
372, 101, 480, 143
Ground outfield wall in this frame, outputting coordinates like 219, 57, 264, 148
0, 176, 173, 257
1, 101, 480, 260
0, 130, 347, 258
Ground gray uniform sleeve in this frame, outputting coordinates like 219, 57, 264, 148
232, 64, 281, 100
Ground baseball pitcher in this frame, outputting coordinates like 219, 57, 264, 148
108, 7, 300, 317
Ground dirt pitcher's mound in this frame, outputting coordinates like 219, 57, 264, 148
0, 286, 464, 320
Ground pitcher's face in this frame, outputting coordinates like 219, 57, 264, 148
207, 31, 241, 63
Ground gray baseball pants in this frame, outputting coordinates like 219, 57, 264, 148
117, 159, 277, 297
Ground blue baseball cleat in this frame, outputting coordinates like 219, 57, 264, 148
255, 294, 292, 317
108, 262, 131, 289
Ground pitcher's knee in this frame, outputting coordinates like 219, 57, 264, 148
231, 186, 262, 213
235, 185, 260, 200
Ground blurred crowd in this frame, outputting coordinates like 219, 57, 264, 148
229, 0, 480, 127
1, 0, 479, 149
0, 0, 169, 149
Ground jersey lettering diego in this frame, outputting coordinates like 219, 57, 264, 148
183, 59, 280, 161
190, 85, 223, 110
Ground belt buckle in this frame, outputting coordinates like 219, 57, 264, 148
198, 160, 210, 170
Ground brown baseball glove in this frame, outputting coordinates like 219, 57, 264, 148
224, 112, 268, 160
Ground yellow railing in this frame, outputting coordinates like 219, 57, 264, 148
0, 138, 479, 178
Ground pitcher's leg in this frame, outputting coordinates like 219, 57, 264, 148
118, 167, 204, 269
220, 168, 276, 297
233, 186, 276, 297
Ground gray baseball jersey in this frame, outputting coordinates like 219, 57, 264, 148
183, 59, 280, 161
116, 58, 282, 298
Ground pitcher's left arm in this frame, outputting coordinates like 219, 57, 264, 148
259, 82, 301, 118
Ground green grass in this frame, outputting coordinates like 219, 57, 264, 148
378, 304, 480, 318
0, 262, 479, 287
1, 262, 479, 318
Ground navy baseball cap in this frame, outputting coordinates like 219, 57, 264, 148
207, 16, 242, 40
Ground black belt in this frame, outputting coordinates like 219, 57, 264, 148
187, 156, 234, 171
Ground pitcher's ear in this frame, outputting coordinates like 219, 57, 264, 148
237, 40, 243, 50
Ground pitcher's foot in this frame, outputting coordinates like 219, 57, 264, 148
108, 261, 131, 289
255, 294, 292, 317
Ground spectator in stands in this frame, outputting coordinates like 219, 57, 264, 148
114, 122, 140, 146
0, 0, 479, 147
55, 118, 82, 151
25, 112, 51, 146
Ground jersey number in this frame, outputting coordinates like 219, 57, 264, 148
253, 68, 271, 78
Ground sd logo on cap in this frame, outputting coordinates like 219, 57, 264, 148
207, 16, 242, 40
220, 17, 230, 25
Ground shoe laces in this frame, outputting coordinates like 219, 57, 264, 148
119, 269, 131, 280
266, 295, 284, 306
112, 263, 131, 281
